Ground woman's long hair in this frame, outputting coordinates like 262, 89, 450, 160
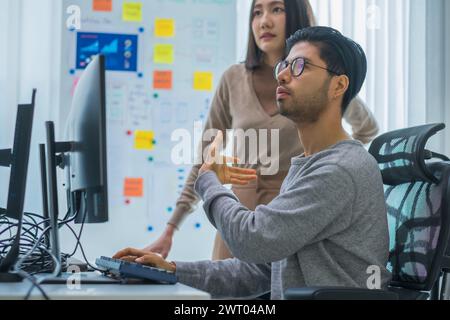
245, 0, 315, 70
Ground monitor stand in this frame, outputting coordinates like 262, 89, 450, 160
38, 122, 120, 285
39, 270, 159, 285
0, 150, 21, 282
0, 235, 24, 283
39, 271, 121, 285
65, 257, 88, 272
0, 149, 12, 167
0, 273, 23, 283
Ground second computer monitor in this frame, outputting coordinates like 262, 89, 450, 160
5, 90, 36, 221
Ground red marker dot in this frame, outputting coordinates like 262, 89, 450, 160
125, 199, 131, 205
126, 130, 133, 136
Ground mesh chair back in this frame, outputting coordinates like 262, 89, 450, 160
369, 124, 450, 291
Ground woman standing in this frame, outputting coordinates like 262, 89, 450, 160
145, 0, 379, 260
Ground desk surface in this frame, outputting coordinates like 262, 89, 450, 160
0, 277, 210, 300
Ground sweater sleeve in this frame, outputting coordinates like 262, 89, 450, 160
194, 165, 355, 264
344, 96, 379, 145
168, 69, 233, 228
175, 259, 271, 299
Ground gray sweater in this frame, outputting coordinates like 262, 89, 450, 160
169, 64, 379, 228
175, 140, 391, 300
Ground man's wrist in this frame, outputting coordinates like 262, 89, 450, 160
168, 261, 176, 272
198, 164, 212, 176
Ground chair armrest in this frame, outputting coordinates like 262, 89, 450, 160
284, 287, 398, 300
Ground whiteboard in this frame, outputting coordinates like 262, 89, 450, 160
59, 0, 237, 261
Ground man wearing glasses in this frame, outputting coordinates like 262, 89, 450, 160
114, 26, 391, 300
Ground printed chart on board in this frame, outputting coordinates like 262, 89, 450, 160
59, 0, 237, 254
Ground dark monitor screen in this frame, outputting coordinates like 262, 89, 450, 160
64, 54, 108, 223
5, 90, 36, 221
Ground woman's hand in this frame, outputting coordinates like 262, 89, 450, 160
141, 224, 176, 259
112, 247, 176, 272
199, 131, 257, 185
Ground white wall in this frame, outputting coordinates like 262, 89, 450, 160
443, 1, 450, 155
236, 0, 252, 62
0, 0, 20, 206
0, 0, 64, 251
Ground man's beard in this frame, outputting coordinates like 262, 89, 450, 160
279, 79, 331, 124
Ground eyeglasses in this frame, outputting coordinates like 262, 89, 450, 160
274, 57, 341, 80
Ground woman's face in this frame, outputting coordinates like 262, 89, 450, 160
252, 0, 287, 57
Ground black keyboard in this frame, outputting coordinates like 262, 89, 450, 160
95, 256, 177, 284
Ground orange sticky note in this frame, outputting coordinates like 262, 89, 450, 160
153, 71, 173, 90
93, 0, 112, 12
124, 178, 144, 197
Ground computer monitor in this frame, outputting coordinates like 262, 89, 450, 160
0, 89, 36, 281
64, 54, 108, 224
1, 90, 36, 221
42, 54, 108, 278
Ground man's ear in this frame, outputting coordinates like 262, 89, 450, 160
331, 75, 349, 100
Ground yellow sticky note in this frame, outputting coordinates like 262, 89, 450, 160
154, 44, 174, 64
155, 19, 175, 37
193, 72, 213, 91
134, 130, 155, 150
123, 2, 142, 22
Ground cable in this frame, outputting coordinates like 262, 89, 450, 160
62, 222, 103, 272
1, 191, 107, 299
13, 224, 54, 299
61, 193, 103, 272
23, 246, 60, 300
16, 269, 50, 300
1, 209, 70, 299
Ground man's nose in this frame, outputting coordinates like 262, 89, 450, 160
277, 66, 290, 84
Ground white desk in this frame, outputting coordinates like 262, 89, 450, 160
0, 276, 210, 300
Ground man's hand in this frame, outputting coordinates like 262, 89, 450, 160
112, 247, 176, 272
199, 131, 257, 185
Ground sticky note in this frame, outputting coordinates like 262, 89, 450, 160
155, 19, 175, 37
123, 2, 143, 22
134, 130, 155, 150
93, 0, 112, 12
124, 178, 144, 197
153, 71, 173, 90
193, 72, 213, 91
154, 44, 174, 64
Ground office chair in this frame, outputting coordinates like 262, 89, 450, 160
285, 123, 450, 300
